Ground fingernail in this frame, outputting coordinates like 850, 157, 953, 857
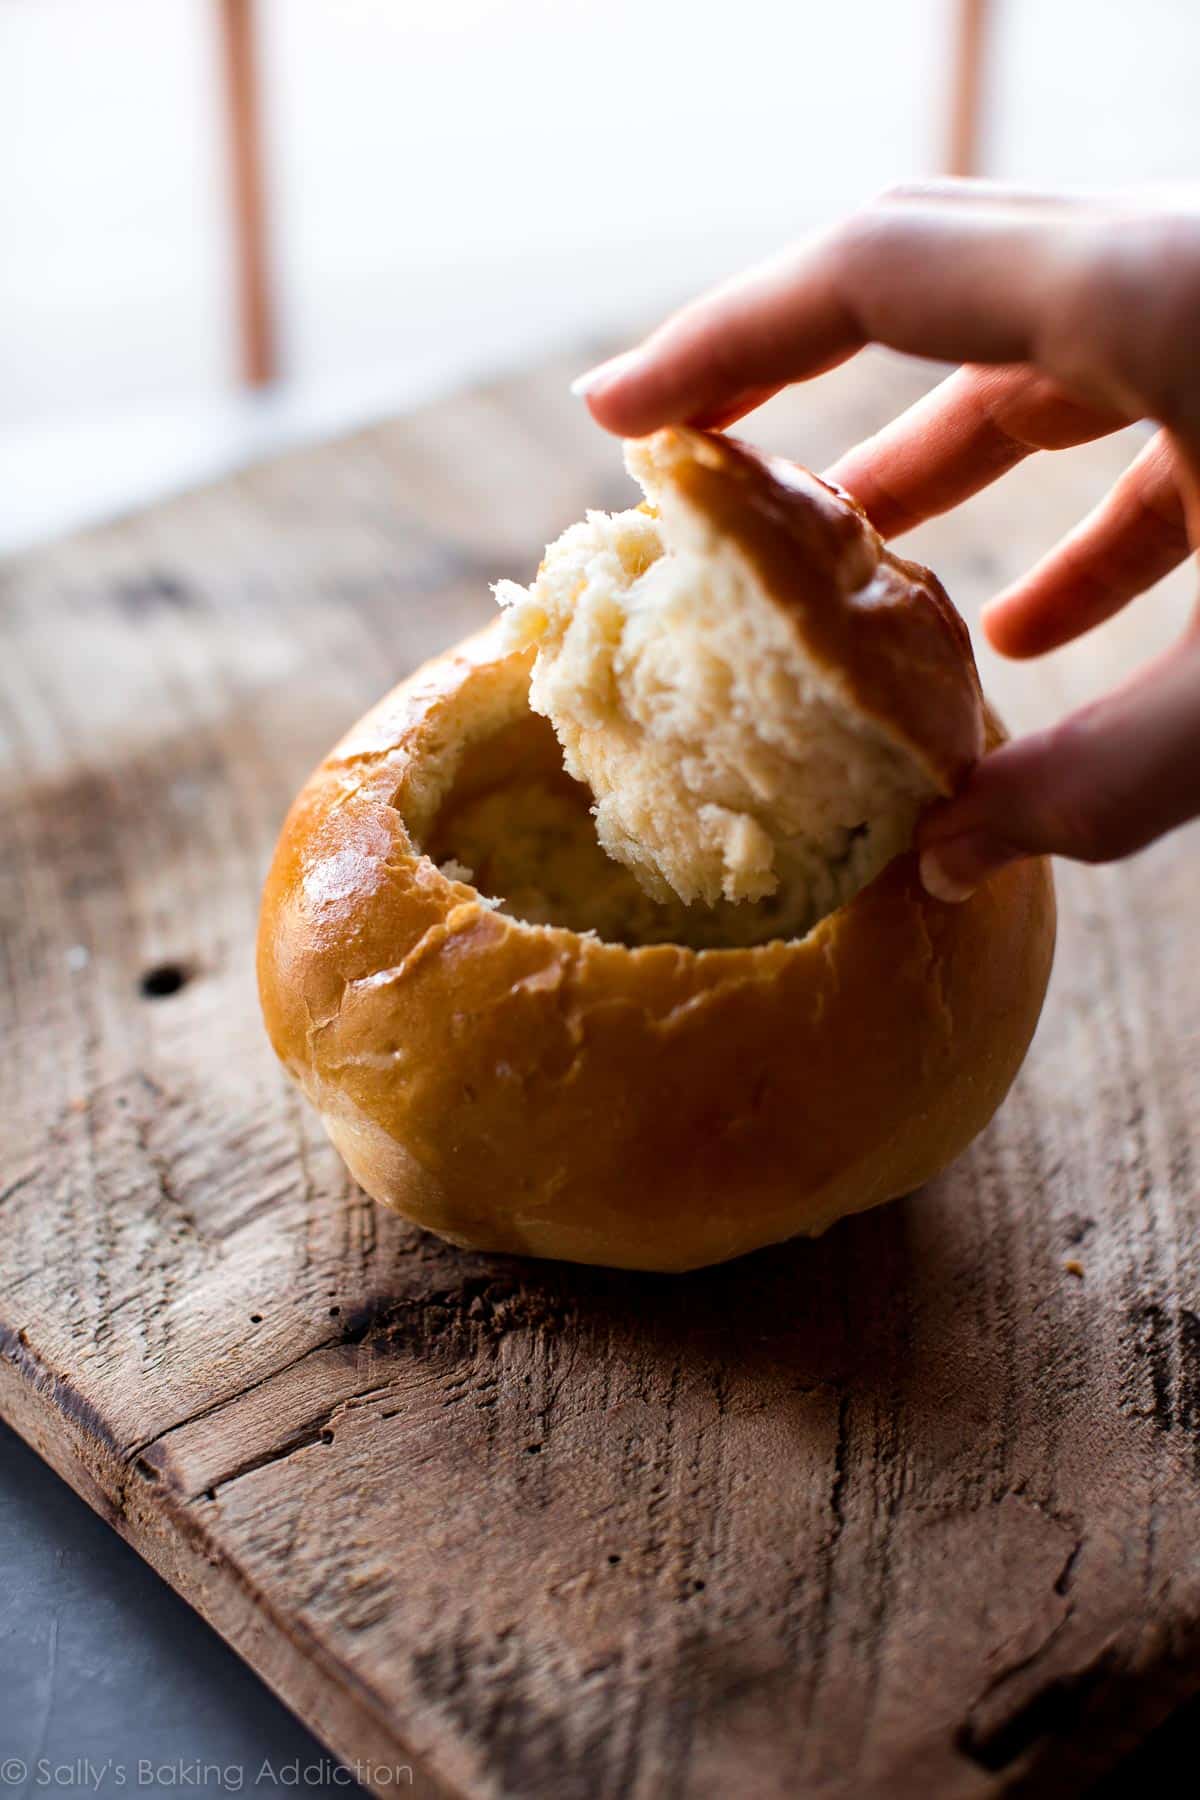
919, 834, 1016, 904
569, 348, 643, 398
919, 848, 979, 903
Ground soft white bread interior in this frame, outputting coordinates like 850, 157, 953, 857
496, 428, 985, 938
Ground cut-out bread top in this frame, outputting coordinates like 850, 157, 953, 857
627, 428, 985, 792
498, 427, 985, 918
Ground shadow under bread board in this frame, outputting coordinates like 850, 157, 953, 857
1, 347, 1198, 1800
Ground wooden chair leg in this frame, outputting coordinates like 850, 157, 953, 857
216, 0, 278, 388
945, 0, 991, 179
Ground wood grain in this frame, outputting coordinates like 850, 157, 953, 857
1, 350, 1198, 1798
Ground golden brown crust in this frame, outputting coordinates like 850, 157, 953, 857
258, 628, 1055, 1273
654, 428, 986, 791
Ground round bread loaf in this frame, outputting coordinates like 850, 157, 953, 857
257, 431, 1055, 1272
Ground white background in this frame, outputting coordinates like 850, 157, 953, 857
2, 0, 1198, 551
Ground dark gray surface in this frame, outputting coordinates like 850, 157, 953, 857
0, 1420, 365, 1798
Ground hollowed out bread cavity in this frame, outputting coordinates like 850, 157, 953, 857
423, 700, 827, 951
495, 428, 984, 941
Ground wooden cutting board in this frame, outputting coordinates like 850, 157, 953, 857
2, 349, 1198, 1799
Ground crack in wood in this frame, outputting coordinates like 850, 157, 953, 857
200, 1380, 408, 1499
957, 1645, 1121, 1774
0, 1167, 42, 1210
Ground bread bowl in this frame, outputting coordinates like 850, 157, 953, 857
258, 428, 1055, 1271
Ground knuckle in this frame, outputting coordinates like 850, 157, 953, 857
1052, 801, 1113, 865
1117, 224, 1200, 417
873, 180, 933, 208
829, 205, 880, 265
828, 204, 903, 301
1036, 719, 1130, 864
1044, 214, 1200, 420
1049, 804, 1110, 865
836, 189, 912, 250
971, 366, 1064, 450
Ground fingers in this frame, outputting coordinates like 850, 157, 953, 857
685, 383, 787, 432
573, 187, 1164, 439
869, 179, 1098, 211
826, 365, 1130, 539
981, 431, 1191, 657
573, 239, 862, 437
918, 621, 1200, 899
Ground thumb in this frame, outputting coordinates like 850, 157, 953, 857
918, 619, 1200, 901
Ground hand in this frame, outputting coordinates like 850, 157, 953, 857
571, 182, 1200, 900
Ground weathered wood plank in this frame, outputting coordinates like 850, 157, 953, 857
1, 348, 1198, 1797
